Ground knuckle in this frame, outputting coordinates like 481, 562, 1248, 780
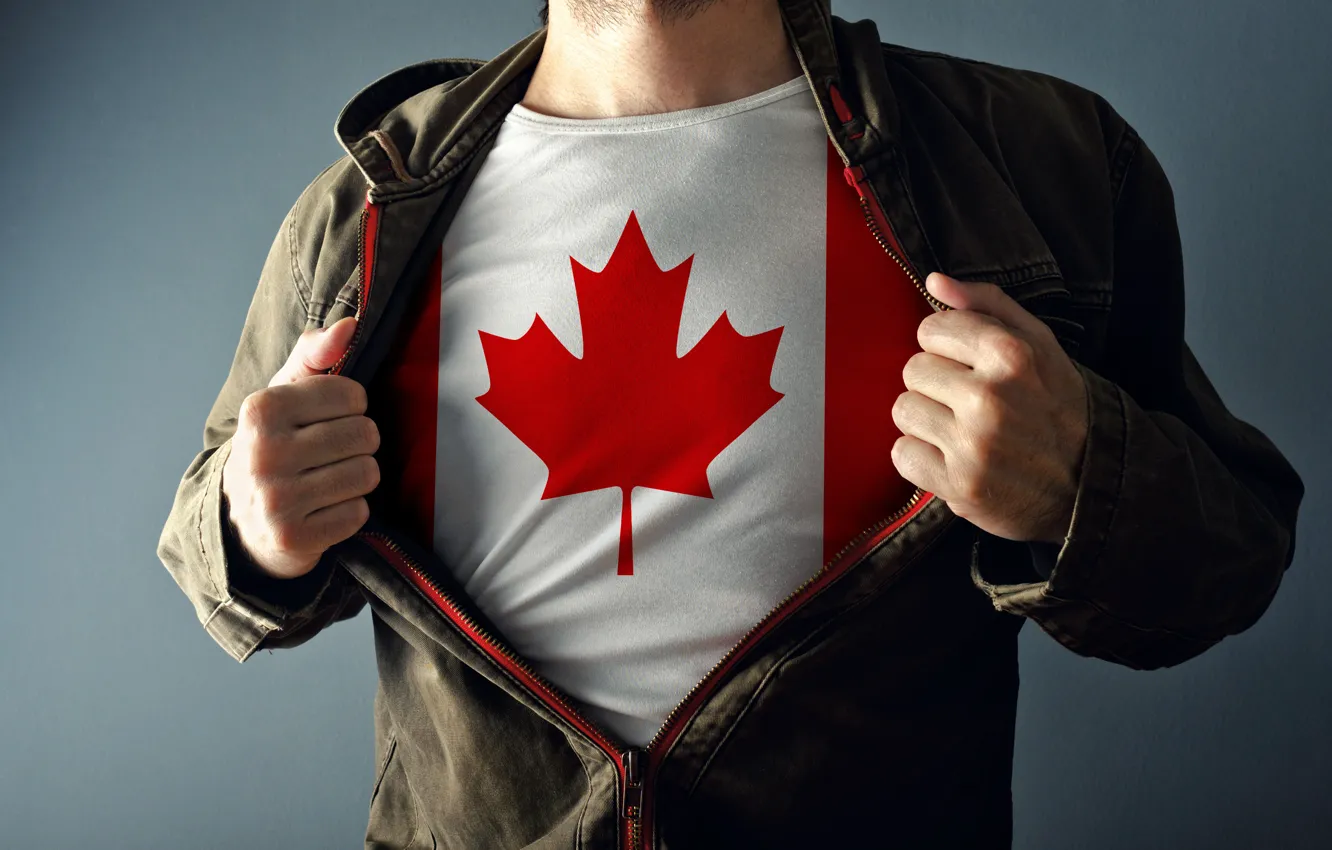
342, 378, 369, 414
357, 455, 381, 492
900, 351, 926, 385
238, 391, 273, 429
270, 518, 303, 553
351, 497, 371, 528
358, 416, 381, 453
968, 389, 1004, 426
326, 498, 369, 544
891, 392, 911, 426
916, 314, 942, 346
987, 332, 1033, 376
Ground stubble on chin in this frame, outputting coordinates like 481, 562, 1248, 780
564, 0, 726, 32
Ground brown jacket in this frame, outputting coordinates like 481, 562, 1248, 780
156, 1, 1304, 846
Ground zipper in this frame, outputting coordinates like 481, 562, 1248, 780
842, 164, 950, 314
326, 137, 945, 849
627, 490, 935, 847
328, 194, 380, 377
363, 490, 932, 850
359, 526, 650, 848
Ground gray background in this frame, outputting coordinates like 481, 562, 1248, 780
1, 0, 1326, 847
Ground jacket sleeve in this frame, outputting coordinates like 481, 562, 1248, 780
971, 121, 1305, 670
156, 180, 367, 663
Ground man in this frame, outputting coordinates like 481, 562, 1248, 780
157, 0, 1304, 846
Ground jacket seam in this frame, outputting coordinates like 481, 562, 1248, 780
285, 194, 313, 313
570, 736, 594, 850
892, 158, 942, 274
370, 733, 398, 802
1093, 379, 1129, 581
1108, 122, 1140, 211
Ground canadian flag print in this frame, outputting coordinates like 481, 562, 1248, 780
366, 112, 933, 742
474, 210, 786, 576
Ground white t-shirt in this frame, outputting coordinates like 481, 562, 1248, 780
369, 74, 931, 745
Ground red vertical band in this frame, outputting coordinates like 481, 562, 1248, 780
370, 246, 444, 545
822, 139, 931, 563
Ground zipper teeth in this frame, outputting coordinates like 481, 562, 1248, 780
329, 204, 372, 376
360, 531, 625, 757
855, 195, 950, 313
641, 485, 926, 754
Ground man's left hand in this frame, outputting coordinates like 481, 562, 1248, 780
890, 272, 1089, 546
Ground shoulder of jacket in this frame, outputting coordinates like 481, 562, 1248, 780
878, 41, 1135, 173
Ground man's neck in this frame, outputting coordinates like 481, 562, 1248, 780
521, 0, 804, 119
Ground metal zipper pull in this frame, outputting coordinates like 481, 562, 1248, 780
622, 747, 644, 816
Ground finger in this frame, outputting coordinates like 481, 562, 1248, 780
296, 454, 381, 515
891, 389, 957, 456
925, 273, 1050, 339
901, 350, 977, 412
299, 497, 371, 554
269, 316, 358, 386
916, 308, 1010, 370
268, 374, 369, 428
891, 434, 947, 497
292, 414, 381, 471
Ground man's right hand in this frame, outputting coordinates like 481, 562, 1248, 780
221, 316, 381, 580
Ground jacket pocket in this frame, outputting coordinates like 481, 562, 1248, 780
365, 733, 435, 850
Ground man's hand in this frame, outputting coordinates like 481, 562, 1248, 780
890, 273, 1089, 546
221, 316, 381, 580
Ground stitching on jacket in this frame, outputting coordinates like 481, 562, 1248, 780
1084, 377, 1129, 583
887, 154, 943, 272
285, 195, 312, 313
570, 737, 594, 850
1108, 123, 1140, 211
327, 267, 363, 319
201, 597, 228, 631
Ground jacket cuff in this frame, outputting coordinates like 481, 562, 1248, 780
971, 359, 1124, 609
198, 440, 336, 661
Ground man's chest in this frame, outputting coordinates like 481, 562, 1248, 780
365, 125, 935, 743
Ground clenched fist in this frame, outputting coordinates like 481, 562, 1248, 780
221, 316, 381, 580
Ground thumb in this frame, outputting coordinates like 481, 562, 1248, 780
924, 272, 1043, 336
269, 316, 358, 386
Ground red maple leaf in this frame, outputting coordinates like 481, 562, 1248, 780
475, 210, 785, 576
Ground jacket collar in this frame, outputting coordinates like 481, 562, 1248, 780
333, 0, 895, 200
